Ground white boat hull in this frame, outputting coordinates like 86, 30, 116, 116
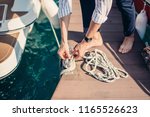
0, 0, 41, 79
0, 27, 29, 79
0, 0, 41, 33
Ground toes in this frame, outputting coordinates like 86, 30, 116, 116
121, 46, 132, 53
122, 49, 128, 54
119, 45, 124, 53
118, 48, 123, 53
122, 48, 131, 54
119, 36, 134, 54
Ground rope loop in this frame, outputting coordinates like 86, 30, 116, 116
83, 49, 128, 83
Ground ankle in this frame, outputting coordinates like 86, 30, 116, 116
125, 33, 134, 38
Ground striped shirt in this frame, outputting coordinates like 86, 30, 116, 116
58, 0, 112, 24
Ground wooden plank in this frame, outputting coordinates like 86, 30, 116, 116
102, 41, 144, 52
52, 0, 150, 99
67, 39, 145, 65
101, 32, 141, 42
68, 0, 83, 32
101, 24, 123, 33
52, 61, 150, 99
106, 16, 122, 24
108, 8, 121, 17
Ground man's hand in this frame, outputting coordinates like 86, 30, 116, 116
58, 43, 71, 60
73, 32, 103, 59
73, 41, 88, 59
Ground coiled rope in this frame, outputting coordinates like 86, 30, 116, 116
83, 49, 128, 83
60, 55, 76, 75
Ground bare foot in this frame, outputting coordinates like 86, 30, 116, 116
74, 32, 103, 58
119, 35, 135, 54
93, 31, 103, 46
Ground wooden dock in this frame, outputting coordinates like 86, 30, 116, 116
52, 0, 150, 99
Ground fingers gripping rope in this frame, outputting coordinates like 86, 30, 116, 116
60, 56, 76, 75
60, 48, 128, 83
83, 49, 128, 83
60, 47, 76, 75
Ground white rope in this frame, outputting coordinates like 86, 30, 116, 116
83, 49, 128, 83
60, 47, 76, 75
49, 20, 60, 48
60, 55, 76, 75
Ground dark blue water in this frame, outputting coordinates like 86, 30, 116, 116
0, 9, 61, 100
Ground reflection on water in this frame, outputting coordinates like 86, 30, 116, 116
0, 10, 61, 100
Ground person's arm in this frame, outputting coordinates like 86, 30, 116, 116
85, 21, 101, 39
57, 0, 72, 59
86, 0, 112, 39
60, 15, 70, 45
74, 0, 112, 58
58, 15, 71, 59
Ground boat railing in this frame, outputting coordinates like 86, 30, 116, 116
0, 4, 8, 28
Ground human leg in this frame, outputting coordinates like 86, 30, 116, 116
116, 0, 135, 53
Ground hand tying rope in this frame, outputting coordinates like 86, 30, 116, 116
60, 56, 76, 75
60, 48, 128, 82
60, 47, 76, 75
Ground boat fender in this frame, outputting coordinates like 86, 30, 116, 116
135, 3, 148, 39
41, 0, 60, 29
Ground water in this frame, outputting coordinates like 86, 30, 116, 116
0, 9, 61, 100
